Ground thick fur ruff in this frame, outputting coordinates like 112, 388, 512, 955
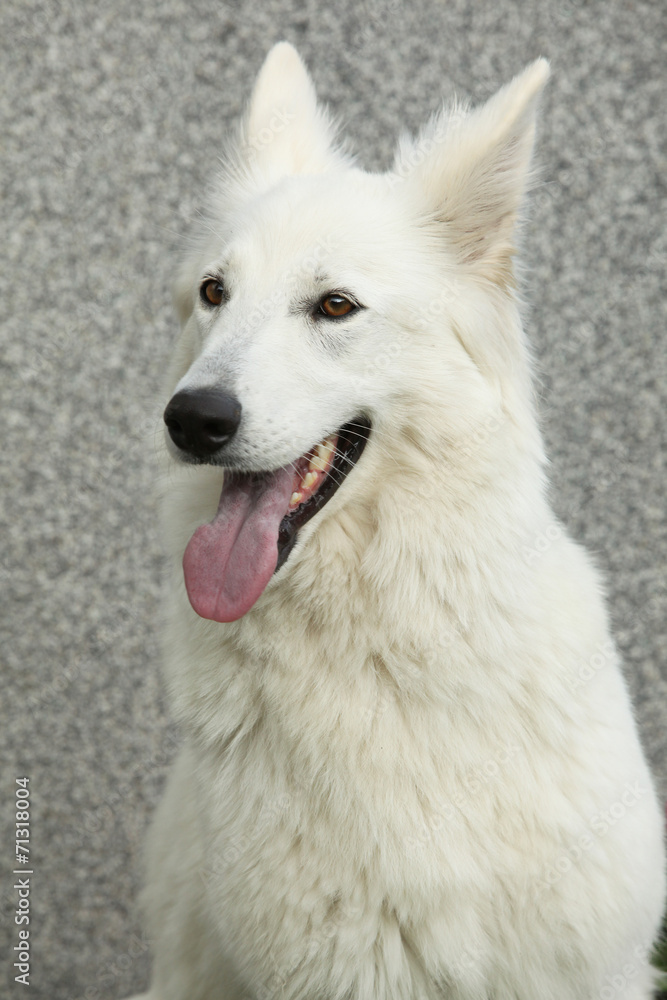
129, 43, 665, 1000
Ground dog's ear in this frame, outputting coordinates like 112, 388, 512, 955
234, 42, 346, 188
395, 60, 549, 290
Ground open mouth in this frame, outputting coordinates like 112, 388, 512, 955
181, 419, 371, 622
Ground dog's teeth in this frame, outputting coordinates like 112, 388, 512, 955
309, 437, 336, 472
301, 471, 318, 492
290, 491, 303, 507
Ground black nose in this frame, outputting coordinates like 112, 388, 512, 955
163, 389, 242, 458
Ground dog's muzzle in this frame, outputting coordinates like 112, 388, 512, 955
163, 387, 371, 622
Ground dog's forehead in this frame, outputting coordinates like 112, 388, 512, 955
225, 172, 412, 283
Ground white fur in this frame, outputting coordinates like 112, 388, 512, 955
129, 43, 665, 1000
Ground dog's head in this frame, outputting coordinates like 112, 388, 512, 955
163, 42, 549, 623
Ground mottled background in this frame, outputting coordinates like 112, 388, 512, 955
1, 0, 665, 997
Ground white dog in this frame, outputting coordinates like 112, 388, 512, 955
129, 42, 665, 1000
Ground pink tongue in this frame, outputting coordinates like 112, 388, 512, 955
182, 467, 295, 622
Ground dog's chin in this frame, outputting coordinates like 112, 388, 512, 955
179, 418, 371, 623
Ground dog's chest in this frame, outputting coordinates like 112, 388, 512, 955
192, 664, 534, 987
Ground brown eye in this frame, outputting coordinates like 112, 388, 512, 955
200, 278, 226, 307
317, 293, 358, 319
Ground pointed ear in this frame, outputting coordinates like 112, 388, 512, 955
236, 42, 347, 187
396, 59, 550, 289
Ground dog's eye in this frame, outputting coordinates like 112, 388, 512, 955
317, 293, 358, 319
200, 278, 226, 307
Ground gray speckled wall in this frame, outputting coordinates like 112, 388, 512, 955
1, 1, 665, 997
